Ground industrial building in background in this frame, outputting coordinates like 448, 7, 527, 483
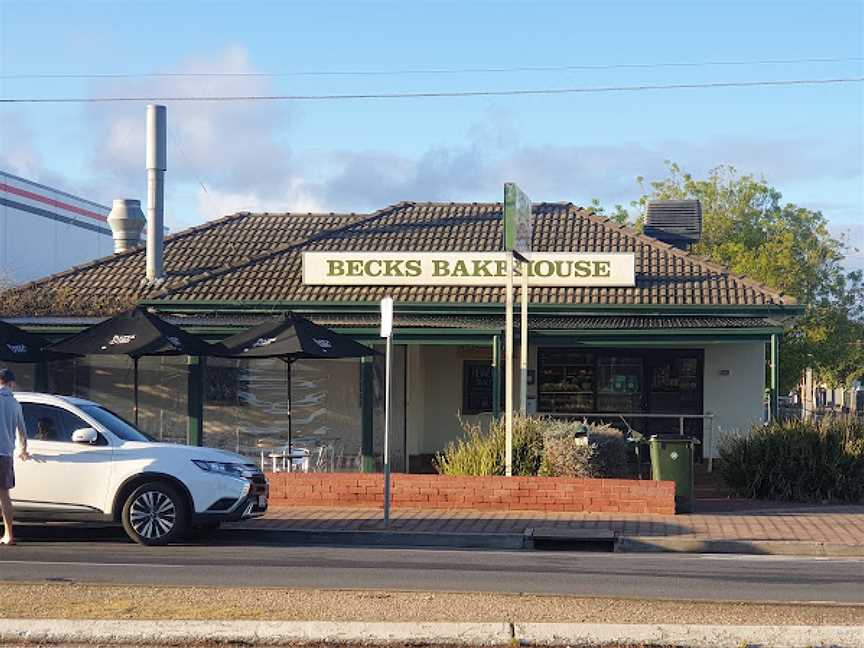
0, 170, 114, 285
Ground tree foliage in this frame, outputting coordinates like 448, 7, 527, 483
599, 162, 863, 390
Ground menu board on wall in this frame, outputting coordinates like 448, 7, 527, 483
463, 361, 494, 414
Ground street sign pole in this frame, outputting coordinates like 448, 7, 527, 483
380, 297, 394, 525
519, 256, 528, 415
505, 251, 514, 477
503, 183, 532, 476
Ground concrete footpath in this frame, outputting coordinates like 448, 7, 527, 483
231, 500, 864, 556
2, 618, 863, 647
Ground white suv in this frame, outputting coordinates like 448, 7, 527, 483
11, 392, 268, 545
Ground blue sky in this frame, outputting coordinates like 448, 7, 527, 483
1, 0, 862, 267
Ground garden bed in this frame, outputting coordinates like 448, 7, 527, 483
266, 473, 676, 515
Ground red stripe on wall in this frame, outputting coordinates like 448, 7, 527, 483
0, 183, 108, 223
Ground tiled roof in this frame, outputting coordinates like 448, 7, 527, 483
2, 201, 795, 315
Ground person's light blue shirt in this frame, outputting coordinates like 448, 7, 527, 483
0, 387, 27, 458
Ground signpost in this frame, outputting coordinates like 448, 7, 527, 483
503, 182, 532, 477
380, 296, 394, 525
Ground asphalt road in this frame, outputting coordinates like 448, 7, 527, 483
1, 524, 862, 604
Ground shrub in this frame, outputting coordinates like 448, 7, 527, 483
538, 434, 594, 477
587, 422, 629, 478
719, 417, 864, 503
434, 415, 544, 476
436, 415, 630, 479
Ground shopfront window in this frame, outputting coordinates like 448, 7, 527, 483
538, 348, 702, 419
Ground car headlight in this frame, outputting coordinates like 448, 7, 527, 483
192, 460, 254, 478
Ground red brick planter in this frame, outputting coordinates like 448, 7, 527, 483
266, 473, 676, 515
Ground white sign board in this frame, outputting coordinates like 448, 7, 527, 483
303, 252, 635, 287
503, 182, 532, 253
380, 297, 393, 338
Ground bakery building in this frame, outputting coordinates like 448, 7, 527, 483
0, 200, 799, 471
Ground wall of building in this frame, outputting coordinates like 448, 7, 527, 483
703, 341, 766, 456
0, 171, 114, 284
413, 339, 768, 462
416, 345, 492, 456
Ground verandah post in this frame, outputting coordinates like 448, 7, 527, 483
361, 354, 375, 472
186, 355, 205, 447
491, 334, 501, 418
770, 333, 780, 421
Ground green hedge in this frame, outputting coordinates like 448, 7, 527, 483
719, 418, 864, 503
434, 416, 628, 478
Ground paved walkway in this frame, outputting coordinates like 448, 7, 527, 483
238, 500, 864, 545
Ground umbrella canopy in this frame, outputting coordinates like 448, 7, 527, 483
48, 307, 214, 358
47, 307, 215, 426
0, 320, 58, 363
215, 314, 377, 360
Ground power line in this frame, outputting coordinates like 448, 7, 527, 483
1, 77, 861, 103
2, 56, 862, 80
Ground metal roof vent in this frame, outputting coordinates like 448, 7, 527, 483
107, 199, 146, 254
644, 200, 702, 250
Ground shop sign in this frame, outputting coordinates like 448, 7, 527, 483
504, 182, 532, 253
302, 252, 635, 287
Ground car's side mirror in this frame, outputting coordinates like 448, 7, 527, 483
71, 428, 99, 444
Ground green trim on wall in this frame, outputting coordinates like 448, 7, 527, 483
142, 298, 802, 318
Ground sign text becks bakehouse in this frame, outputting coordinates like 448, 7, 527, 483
302, 252, 635, 287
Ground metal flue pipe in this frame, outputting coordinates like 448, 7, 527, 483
106, 199, 145, 254
145, 104, 166, 282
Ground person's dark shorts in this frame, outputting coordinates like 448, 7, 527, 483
0, 455, 14, 490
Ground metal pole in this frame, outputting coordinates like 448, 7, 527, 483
384, 333, 393, 524
505, 251, 514, 477
145, 104, 166, 282
770, 333, 780, 421
519, 257, 528, 415
286, 359, 293, 472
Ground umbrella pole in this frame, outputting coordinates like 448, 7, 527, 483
133, 356, 140, 427
287, 359, 293, 472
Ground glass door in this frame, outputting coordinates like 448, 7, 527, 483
647, 352, 704, 457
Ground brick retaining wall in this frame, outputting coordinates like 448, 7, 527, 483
266, 473, 676, 515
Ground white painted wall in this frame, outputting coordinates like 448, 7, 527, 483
703, 341, 766, 457
416, 345, 493, 455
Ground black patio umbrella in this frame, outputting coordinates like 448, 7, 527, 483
47, 307, 215, 425
214, 313, 377, 461
0, 319, 58, 363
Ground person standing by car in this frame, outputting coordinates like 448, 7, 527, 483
0, 368, 30, 545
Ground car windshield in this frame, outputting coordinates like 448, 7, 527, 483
80, 405, 154, 442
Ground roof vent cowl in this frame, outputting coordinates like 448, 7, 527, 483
644, 199, 702, 250
107, 199, 146, 254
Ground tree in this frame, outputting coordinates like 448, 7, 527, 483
601, 162, 863, 391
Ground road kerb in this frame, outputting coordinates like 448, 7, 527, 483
515, 622, 864, 647
0, 619, 513, 645
2, 619, 863, 647
616, 536, 864, 557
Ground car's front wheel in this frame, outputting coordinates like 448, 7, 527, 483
121, 481, 189, 546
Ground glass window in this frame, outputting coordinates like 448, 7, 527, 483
80, 405, 153, 442
596, 355, 643, 412
21, 403, 90, 443
537, 349, 596, 413
462, 360, 494, 414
